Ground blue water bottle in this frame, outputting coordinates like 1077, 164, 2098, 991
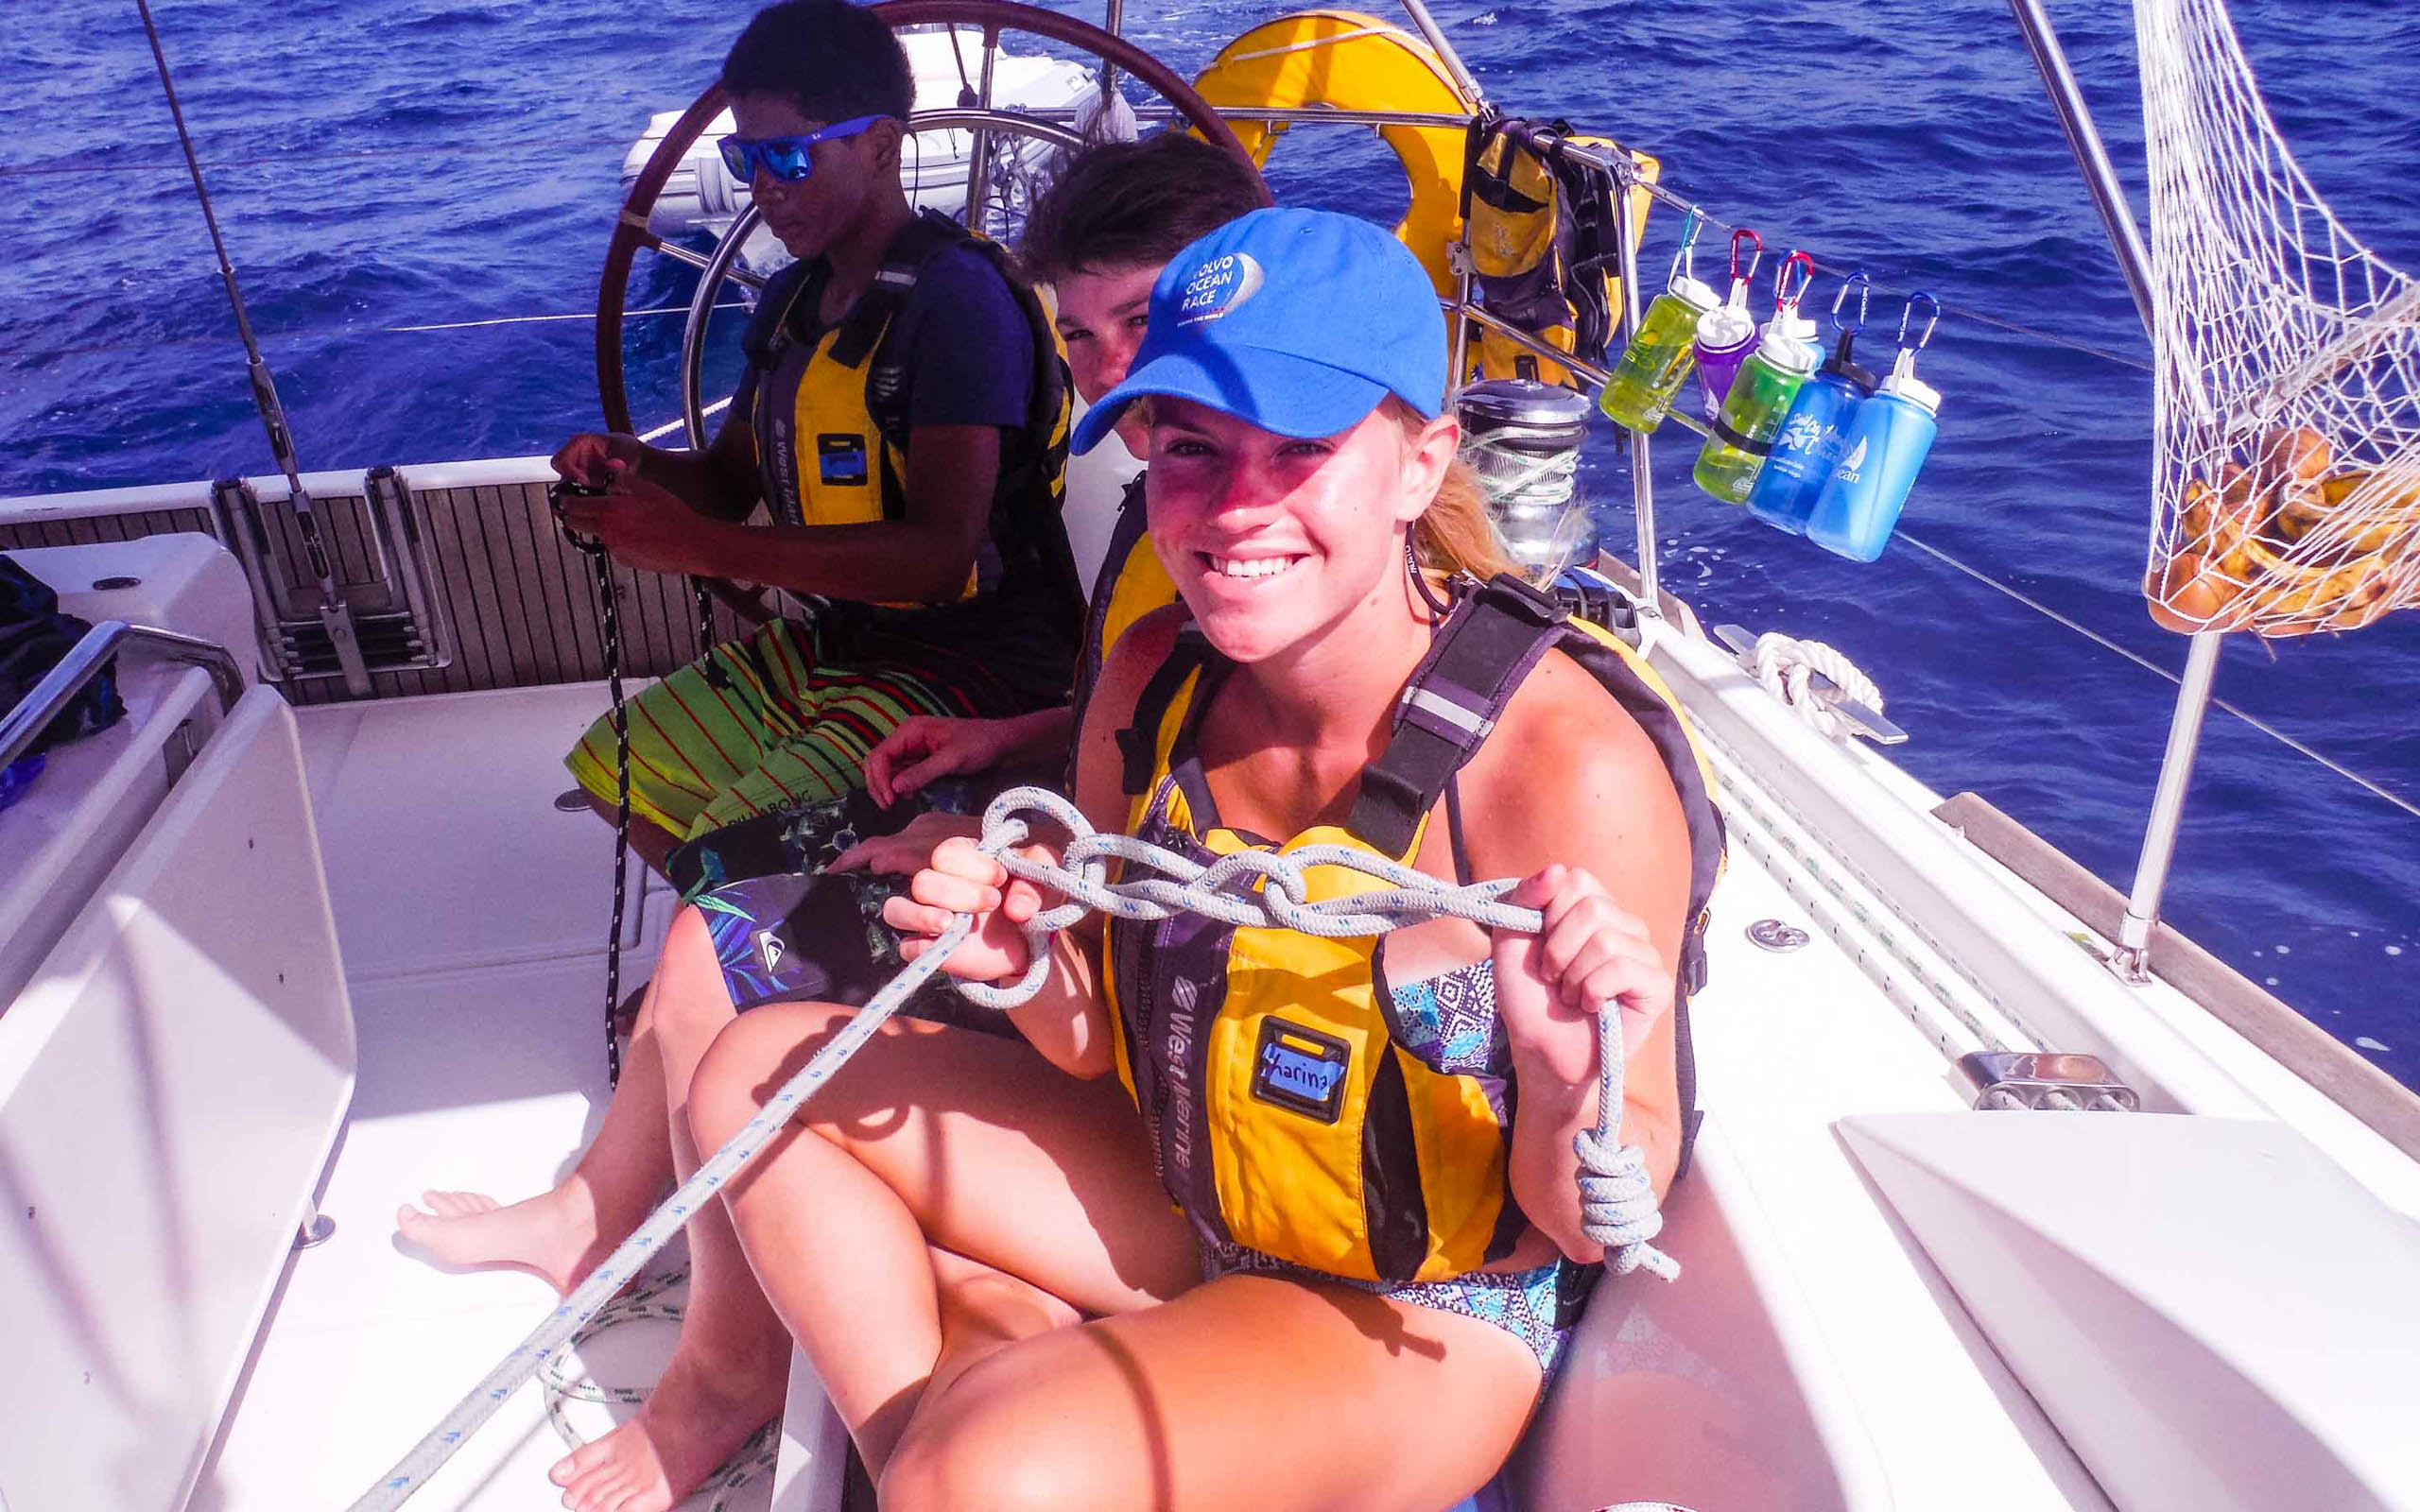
1806, 294, 1942, 562
1748, 273, 1876, 536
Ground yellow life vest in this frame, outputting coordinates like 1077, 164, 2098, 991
1103, 575, 1724, 1284
1461, 118, 1661, 387
743, 209, 1077, 610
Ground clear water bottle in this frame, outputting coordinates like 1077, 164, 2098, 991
1806, 295, 1943, 562
1748, 272, 1876, 536
1599, 213, 1719, 432
1458, 379, 1597, 581
1691, 229, 1763, 417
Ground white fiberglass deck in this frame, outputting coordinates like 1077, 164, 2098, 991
192, 681, 785, 1512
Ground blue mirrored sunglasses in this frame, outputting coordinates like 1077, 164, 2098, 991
718, 115, 885, 184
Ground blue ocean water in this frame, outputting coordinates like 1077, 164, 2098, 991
2, 0, 2415, 1084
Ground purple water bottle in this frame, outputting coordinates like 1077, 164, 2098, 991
1806, 294, 1943, 562
1692, 228, 1762, 417
1748, 272, 1876, 536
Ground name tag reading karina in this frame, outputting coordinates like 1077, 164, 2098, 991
1251, 1017, 1351, 1124
817, 433, 869, 487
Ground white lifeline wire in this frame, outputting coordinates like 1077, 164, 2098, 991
352, 786, 1672, 1509
1898, 530, 2420, 821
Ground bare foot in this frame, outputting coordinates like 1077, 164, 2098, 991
394, 1186, 599, 1296
549, 1338, 786, 1512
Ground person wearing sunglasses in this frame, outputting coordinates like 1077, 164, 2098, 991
547, 0, 1084, 897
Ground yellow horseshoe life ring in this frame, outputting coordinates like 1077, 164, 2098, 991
1192, 11, 1478, 298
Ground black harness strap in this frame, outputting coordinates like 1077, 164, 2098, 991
1344, 574, 1566, 858
1117, 625, 1215, 797
1350, 572, 1718, 1179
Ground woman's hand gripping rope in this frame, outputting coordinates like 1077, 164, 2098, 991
350, 787, 1675, 1510
1495, 865, 1681, 1280
896, 789, 1682, 1280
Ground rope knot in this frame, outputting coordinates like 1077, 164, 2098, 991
1573, 1126, 1677, 1280
1751, 632, 1883, 741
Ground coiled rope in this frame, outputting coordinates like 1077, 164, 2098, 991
1461, 431, 1581, 514
1751, 631, 1885, 742
351, 784, 1673, 1509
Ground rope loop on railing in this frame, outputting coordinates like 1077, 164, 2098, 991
1752, 631, 1884, 741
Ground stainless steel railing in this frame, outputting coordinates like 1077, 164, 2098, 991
0, 620, 245, 773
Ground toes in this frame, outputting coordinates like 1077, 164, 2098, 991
553, 1428, 658, 1512
595, 1473, 655, 1512
562, 1464, 628, 1512
423, 1190, 499, 1217
551, 1428, 626, 1487
546, 1441, 590, 1486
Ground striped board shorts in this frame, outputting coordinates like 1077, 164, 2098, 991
564, 615, 968, 841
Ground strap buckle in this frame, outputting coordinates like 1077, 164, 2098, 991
1475, 571, 1564, 627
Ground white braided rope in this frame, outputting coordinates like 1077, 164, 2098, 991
1751, 632, 1883, 741
352, 785, 1672, 1508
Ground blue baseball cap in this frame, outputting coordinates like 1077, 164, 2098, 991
1069, 207, 1447, 455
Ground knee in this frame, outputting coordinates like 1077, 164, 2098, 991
878, 1400, 1100, 1512
649, 907, 735, 1040
685, 1002, 850, 1150
686, 1014, 778, 1150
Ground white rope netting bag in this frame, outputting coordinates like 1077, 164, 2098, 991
2136, 0, 2420, 638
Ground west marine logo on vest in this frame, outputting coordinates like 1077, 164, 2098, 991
1163, 975, 1200, 1176
1177, 252, 1264, 327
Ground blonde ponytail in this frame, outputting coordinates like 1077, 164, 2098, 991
1380, 397, 1515, 588
1412, 455, 1516, 585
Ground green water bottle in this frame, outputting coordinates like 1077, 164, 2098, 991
1694, 316, 1822, 503
1599, 214, 1719, 432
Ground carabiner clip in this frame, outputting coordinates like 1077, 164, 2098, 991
1772, 250, 1816, 315
1898, 292, 1942, 352
1831, 271, 1872, 335
1727, 227, 1764, 286
1667, 207, 1706, 291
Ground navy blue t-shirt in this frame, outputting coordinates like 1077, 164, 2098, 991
728, 237, 1075, 712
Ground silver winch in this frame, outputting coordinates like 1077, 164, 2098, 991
1455, 378, 1598, 581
